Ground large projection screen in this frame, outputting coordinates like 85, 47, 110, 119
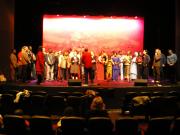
43, 15, 144, 55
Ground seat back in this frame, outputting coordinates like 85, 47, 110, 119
46, 95, 67, 115
3, 90, 19, 97
29, 94, 47, 115
29, 115, 54, 135
67, 96, 84, 115
88, 117, 114, 135
4, 115, 29, 135
115, 117, 139, 135
147, 117, 173, 135
31, 91, 47, 96
60, 116, 86, 135
0, 94, 15, 114
171, 117, 180, 135
149, 96, 178, 117
151, 91, 164, 97
57, 91, 70, 99
70, 92, 84, 97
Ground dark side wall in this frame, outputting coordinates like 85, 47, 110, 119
14, 0, 43, 53
0, 0, 14, 79
176, 0, 180, 81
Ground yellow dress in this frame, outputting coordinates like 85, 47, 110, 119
106, 59, 113, 80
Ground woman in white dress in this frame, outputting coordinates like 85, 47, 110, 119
130, 52, 138, 80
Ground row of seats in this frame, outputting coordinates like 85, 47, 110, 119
132, 95, 179, 116
124, 90, 179, 102
1, 89, 180, 117
2, 115, 180, 135
123, 91, 180, 117
0, 92, 93, 116
0, 90, 85, 97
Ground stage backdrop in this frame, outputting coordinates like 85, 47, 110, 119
43, 15, 144, 55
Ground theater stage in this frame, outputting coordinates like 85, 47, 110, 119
0, 80, 180, 109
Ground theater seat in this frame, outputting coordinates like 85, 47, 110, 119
147, 117, 173, 135
60, 116, 86, 135
4, 115, 29, 135
115, 117, 139, 135
88, 117, 114, 135
29, 115, 54, 135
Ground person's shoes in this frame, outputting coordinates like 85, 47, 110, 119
157, 84, 162, 87
82, 84, 88, 86
155, 80, 159, 82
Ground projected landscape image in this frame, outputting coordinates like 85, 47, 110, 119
43, 15, 144, 55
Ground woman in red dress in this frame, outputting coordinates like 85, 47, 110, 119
35, 46, 45, 84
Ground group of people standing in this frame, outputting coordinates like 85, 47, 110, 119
10, 46, 36, 83
95, 50, 151, 82
95, 48, 177, 85
9, 45, 178, 86
9, 46, 94, 85
152, 49, 177, 85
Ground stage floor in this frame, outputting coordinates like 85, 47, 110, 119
1, 79, 179, 93
31, 79, 135, 87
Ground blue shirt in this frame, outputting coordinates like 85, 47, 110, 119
167, 54, 177, 65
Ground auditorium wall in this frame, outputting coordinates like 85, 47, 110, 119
0, 0, 14, 79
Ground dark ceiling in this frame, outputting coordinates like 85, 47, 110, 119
16, 0, 147, 16
42, 0, 145, 16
